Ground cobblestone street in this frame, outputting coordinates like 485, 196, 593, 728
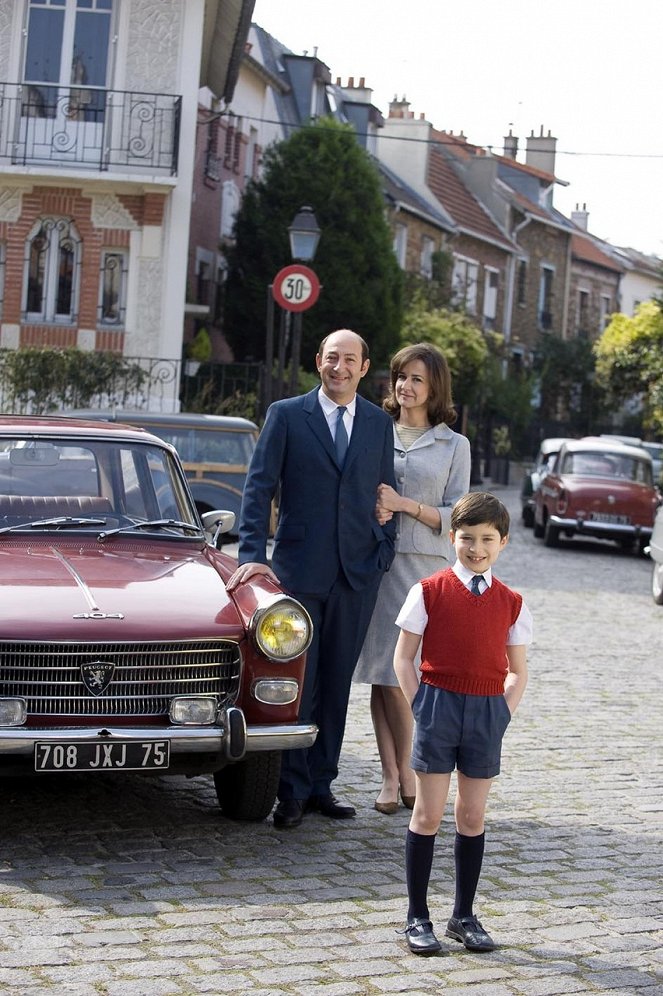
2, 484, 662, 996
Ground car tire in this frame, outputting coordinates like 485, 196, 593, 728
522, 507, 534, 528
213, 750, 282, 821
533, 517, 544, 538
543, 519, 560, 547
652, 562, 663, 605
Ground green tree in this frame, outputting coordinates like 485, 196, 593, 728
594, 300, 663, 435
533, 333, 601, 436
224, 119, 402, 372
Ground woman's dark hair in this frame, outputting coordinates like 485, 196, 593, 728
383, 342, 457, 426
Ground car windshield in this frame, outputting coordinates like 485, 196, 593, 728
0, 436, 200, 535
561, 450, 652, 484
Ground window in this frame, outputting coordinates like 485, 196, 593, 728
223, 115, 242, 173
23, 217, 81, 323
245, 126, 258, 181
538, 265, 554, 330
452, 255, 479, 314
483, 267, 499, 329
577, 289, 589, 337
600, 294, 612, 329
0, 242, 5, 318
420, 236, 435, 279
393, 224, 407, 268
220, 181, 240, 239
204, 117, 220, 183
516, 258, 527, 306
98, 250, 127, 326
23, 0, 113, 123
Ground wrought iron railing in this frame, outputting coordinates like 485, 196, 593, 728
0, 82, 181, 175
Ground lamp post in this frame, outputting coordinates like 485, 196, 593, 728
264, 207, 321, 413
287, 207, 321, 397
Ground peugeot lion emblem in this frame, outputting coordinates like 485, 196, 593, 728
81, 661, 116, 696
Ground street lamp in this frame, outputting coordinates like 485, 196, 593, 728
288, 206, 321, 262
264, 207, 321, 412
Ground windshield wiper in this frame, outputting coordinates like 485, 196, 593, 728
97, 518, 202, 541
0, 516, 107, 535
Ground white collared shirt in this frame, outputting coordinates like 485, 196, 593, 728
317, 387, 355, 444
395, 560, 533, 645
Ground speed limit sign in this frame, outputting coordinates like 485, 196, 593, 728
272, 264, 321, 312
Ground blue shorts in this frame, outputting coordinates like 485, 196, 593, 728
411, 683, 512, 779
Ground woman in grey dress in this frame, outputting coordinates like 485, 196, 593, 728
353, 343, 471, 813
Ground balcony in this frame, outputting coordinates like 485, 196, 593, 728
0, 83, 181, 176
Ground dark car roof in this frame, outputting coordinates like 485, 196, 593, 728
67, 410, 258, 431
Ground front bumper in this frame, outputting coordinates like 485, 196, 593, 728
0, 710, 318, 767
549, 514, 653, 539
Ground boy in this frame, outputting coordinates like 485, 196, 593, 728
393, 491, 532, 955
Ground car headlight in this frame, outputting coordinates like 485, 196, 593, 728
251, 596, 313, 662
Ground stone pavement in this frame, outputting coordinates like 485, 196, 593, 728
1, 485, 662, 995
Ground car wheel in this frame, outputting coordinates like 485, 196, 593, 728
213, 751, 282, 821
652, 562, 663, 605
533, 516, 544, 538
543, 519, 560, 547
522, 507, 534, 528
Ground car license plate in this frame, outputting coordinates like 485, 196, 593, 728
589, 512, 631, 524
35, 740, 170, 772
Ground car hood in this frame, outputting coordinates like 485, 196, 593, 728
0, 539, 241, 642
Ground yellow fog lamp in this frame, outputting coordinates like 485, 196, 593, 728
252, 596, 313, 662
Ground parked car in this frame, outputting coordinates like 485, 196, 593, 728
646, 504, 663, 604
533, 437, 659, 554
600, 435, 663, 488
520, 437, 570, 527
0, 415, 315, 820
67, 411, 259, 533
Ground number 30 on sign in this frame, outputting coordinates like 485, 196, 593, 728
272, 264, 321, 312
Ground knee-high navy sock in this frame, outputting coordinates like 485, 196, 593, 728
453, 830, 485, 918
405, 829, 436, 921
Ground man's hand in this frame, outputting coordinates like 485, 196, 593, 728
226, 562, 280, 591
376, 482, 403, 513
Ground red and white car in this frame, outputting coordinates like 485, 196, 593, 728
533, 437, 659, 554
0, 416, 315, 820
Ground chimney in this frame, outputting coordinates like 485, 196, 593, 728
525, 125, 557, 175
571, 203, 589, 230
389, 95, 411, 119
503, 129, 518, 160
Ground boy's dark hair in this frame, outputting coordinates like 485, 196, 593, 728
450, 491, 510, 538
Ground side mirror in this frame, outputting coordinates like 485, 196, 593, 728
201, 509, 236, 548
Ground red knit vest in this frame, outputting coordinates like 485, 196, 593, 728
420, 568, 522, 695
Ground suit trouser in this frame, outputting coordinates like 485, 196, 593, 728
278, 573, 382, 801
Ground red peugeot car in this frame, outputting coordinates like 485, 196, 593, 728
0, 416, 315, 820
533, 437, 659, 554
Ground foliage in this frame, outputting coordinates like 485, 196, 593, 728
532, 333, 603, 437
0, 348, 149, 414
186, 327, 212, 363
402, 249, 454, 312
492, 425, 511, 456
224, 118, 403, 372
594, 301, 663, 435
399, 298, 488, 410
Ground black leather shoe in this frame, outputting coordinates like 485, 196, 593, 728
272, 799, 305, 829
445, 915, 496, 952
400, 917, 442, 955
306, 793, 356, 819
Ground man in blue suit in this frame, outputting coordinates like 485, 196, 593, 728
227, 329, 396, 828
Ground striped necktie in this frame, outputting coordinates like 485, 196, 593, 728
335, 406, 348, 466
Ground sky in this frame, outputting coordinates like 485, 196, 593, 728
251, 0, 663, 257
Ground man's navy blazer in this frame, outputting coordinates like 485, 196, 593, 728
239, 388, 397, 597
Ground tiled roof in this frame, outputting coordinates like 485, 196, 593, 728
377, 159, 455, 231
427, 141, 515, 251
571, 234, 624, 273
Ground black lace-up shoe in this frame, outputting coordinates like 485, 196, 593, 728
305, 793, 356, 819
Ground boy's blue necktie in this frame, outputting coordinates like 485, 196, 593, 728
470, 574, 484, 595
335, 406, 348, 465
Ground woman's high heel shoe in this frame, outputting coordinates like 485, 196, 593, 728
374, 799, 399, 815
400, 789, 416, 810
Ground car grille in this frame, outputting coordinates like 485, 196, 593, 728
0, 640, 241, 718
